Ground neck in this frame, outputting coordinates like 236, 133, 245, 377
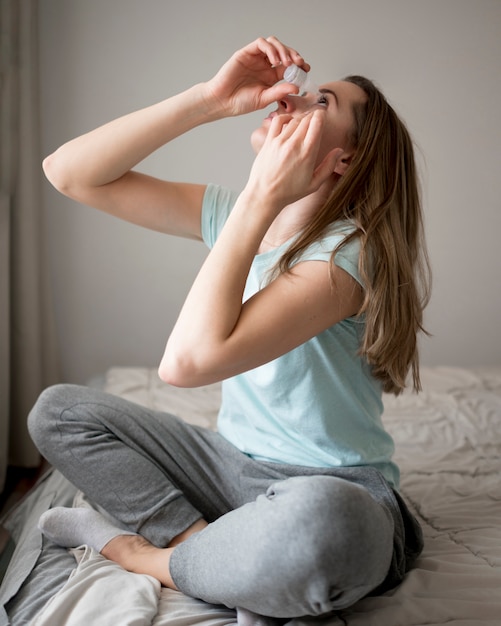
258, 182, 333, 254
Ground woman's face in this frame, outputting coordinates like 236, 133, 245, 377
251, 79, 366, 166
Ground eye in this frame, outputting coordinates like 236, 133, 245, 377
317, 94, 329, 107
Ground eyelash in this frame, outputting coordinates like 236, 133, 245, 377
317, 94, 329, 106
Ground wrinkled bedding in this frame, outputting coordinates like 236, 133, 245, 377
1, 366, 500, 625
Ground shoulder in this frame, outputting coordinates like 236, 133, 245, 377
297, 221, 363, 287
201, 184, 240, 248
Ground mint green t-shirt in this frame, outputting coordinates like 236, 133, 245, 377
201, 184, 399, 488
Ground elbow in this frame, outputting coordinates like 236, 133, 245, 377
158, 359, 187, 388
158, 341, 226, 388
158, 350, 206, 388
42, 153, 60, 189
42, 150, 76, 197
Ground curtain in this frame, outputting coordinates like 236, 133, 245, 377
0, 0, 59, 491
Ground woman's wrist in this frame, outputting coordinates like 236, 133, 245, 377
234, 186, 286, 233
180, 82, 228, 124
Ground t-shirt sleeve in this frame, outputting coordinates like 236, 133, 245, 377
297, 226, 363, 287
201, 183, 240, 249
201, 186, 363, 287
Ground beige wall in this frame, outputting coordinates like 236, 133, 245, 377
39, 0, 501, 384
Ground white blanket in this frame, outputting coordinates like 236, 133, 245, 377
32, 546, 237, 626
31, 366, 501, 626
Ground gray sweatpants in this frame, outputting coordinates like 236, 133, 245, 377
28, 384, 422, 619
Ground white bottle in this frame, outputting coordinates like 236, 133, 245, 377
283, 64, 320, 96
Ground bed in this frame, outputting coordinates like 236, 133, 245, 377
1, 365, 500, 625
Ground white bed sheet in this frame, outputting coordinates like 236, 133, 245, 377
31, 366, 501, 626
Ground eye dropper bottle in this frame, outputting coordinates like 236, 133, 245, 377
283, 64, 320, 96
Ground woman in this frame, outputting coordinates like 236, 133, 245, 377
30, 36, 430, 624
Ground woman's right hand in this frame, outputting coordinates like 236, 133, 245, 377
244, 111, 344, 212
203, 36, 309, 117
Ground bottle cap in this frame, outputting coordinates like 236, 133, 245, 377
283, 65, 306, 86
283, 64, 318, 96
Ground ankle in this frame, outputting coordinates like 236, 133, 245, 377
168, 518, 208, 547
101, 533, 149, 561
102, 534, 177, 589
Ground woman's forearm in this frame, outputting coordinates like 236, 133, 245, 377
159, 112, 342, 386
42, 83, 222, 194
159, 188, 278, 385
42, 36, 310, 196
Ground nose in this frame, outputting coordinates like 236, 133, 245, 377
279, 93, 318, 114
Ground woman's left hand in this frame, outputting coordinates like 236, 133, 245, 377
245, 110, 345, 211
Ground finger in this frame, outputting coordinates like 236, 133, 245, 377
270, 112, 316, 147
265, 36, 294, 67
273, 114, 316, 155
301, 110, 325, 149
268, 114, 299, 140
257, 82, 299, 109
279, 117, 303, 141
271, 82, 300, 99
254, 36, 288, 69
266, 36, 310, 72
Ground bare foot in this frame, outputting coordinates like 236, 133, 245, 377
102, 534, 178, 589
101, 518, 208, 589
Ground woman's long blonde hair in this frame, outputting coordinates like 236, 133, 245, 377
277, 75, 431, 395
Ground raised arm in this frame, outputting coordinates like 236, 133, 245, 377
159, 111, 361, 386
43, 86, 214, 238
42, 37, 307, 239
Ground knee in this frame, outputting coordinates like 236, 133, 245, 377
28, 384, 82, 455
260, 475, 394, 614
172, 475, 395, 619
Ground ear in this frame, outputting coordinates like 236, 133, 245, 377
333, 151, 355, 176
